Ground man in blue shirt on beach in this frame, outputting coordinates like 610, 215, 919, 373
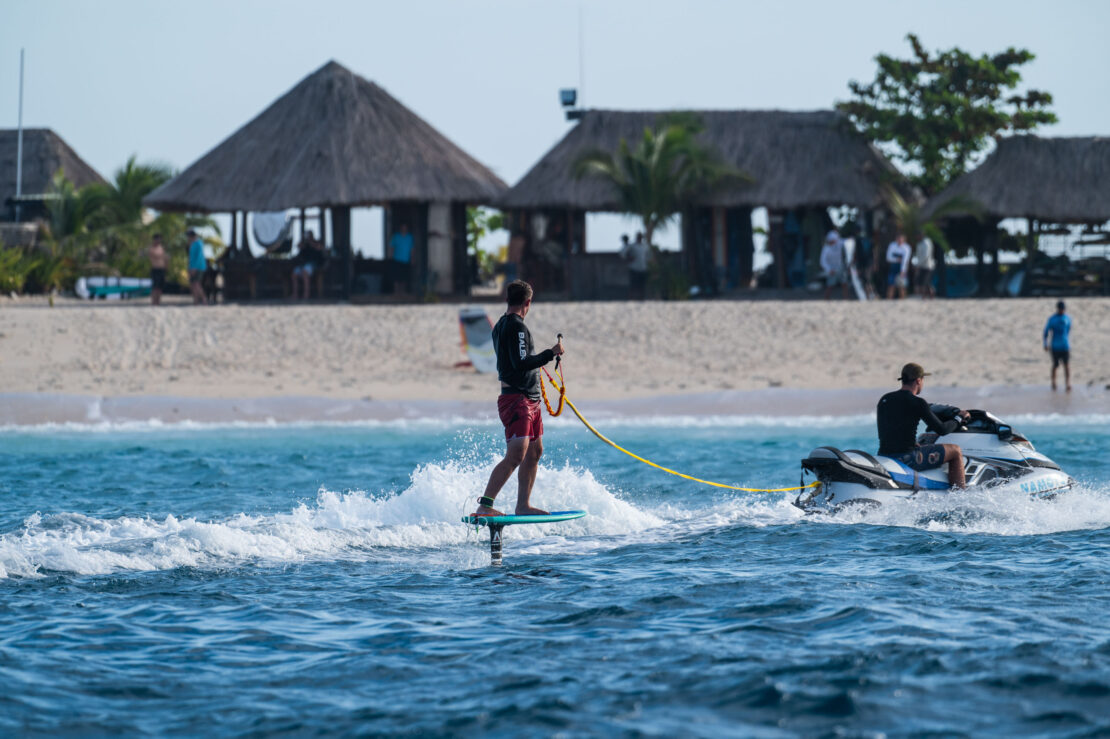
187, 228, 207, 305
389, 223, 414, 295
1043, 300, 1072, 392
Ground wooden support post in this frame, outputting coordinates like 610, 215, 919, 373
332, 205, 352, 300
240, 210, 248, 256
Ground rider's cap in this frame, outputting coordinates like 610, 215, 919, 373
899, 363, 930, 382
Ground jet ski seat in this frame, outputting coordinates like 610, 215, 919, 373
802, 446, 897, 488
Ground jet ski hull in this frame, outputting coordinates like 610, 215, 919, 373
795, 409, 1075, 513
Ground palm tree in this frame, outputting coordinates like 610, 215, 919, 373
884, 185, 980, 248
87, 155, 174, 229
573, 116, 749, 248
884, 185, 982, 294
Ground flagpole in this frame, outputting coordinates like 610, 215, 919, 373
15, 48, 25, 222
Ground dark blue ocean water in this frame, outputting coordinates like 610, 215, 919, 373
2, 412, 1109, 737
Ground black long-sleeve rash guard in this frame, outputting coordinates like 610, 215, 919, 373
876, 389, 960, 456
492, 312, 555, 400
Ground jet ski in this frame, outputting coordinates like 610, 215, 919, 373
796, 407, 1074, 513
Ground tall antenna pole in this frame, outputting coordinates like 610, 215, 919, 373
15, 48, 25, 222
577, 5, 585, 109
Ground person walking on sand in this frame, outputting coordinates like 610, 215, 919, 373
473, 280, 565, 518
885, 233, 912, 300
1044, 300, 1072, 392
148, 233, 167, 306
186, 228, 207, 304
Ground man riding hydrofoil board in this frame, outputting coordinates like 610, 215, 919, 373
473, 280, 564, 518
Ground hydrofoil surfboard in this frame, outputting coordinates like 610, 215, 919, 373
461, 510, 586, 564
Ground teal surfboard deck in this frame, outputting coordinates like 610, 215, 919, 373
461, 510, 586, 526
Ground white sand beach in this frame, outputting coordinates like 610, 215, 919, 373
1, 296, 1108, 423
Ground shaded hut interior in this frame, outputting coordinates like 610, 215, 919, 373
499, 109, 905, 298
144, 60, 506, 301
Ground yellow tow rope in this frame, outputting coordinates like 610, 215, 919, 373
540, 366, 818, 494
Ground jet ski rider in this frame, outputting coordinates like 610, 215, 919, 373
877, 363, 971, 488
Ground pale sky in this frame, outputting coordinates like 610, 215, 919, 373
3, 0, 1108, 256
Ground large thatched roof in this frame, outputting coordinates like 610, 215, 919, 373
145, 60, 507, 213
924, 136, 1110, 223
0, 128, 106, 207
499, 109, 902, 211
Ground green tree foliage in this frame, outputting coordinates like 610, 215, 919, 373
837, 34, 1056, 195
0, 244, 39, 294
466, 206, 506, 284
573, 115, 749, 248
34, 157, 219, 294
86, 155, 174, 229
883, 185, 980, 256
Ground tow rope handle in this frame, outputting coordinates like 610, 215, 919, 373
540, 333, 566, 417
539, 362, 817, 495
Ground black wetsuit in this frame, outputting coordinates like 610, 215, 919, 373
876, 389, 959, 456
492, 312, 554, 401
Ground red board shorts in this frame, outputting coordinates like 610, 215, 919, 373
498, 393, 543, 441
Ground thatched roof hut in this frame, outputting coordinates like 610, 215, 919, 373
923, 136, 1110, 223
144, 60, 506, 213
0, 128, 105, 217
499, 109, 900, 211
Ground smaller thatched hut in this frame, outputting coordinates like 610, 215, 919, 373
500, 109, 904, 296
145, 60, 507, 300
0, 128, 106, 223
925, 136, 1110, 224
924, 136, 1110, 296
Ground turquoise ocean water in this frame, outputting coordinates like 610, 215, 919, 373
2, 411, 1109, 736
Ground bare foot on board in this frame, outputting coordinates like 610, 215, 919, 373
515, 506, 549, 515
471, 505, 504, 517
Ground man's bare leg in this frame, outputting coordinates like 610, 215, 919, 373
515, 437, 547, 515
943, 444, 966, 488
474, 438, 528, 516
1064, 362, 1071, 392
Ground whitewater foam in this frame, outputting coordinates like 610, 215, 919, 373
816, 482, 1110, 536
0, 460, 665, 579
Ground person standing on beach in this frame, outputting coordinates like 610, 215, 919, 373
914, 235, 936, 299
877, 363, 970, 488
885, 233, 912, 299
473, 280, 564, 518
291, 231, 325, 300
621, 232, 651, 299
1043, 300, 1072, 392
186, 228, 207, 305
148, 233, 166, 306
389, 223, 414, 295
820, 229, 849, 300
